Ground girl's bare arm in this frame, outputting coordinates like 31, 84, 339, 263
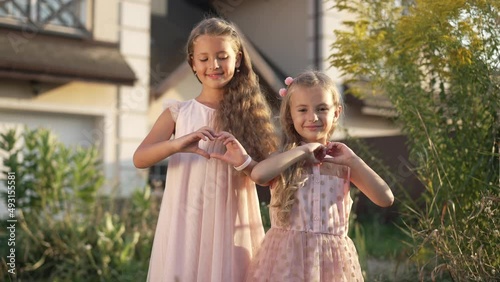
133, 109, 218, 169
251, 143, 322, 185
323, 142, 394, 207
133, 109, 177, 169
347, 157, 394, 207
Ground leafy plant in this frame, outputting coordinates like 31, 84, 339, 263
260, 202, 271, 232
0, 127, 156, 281
330, 0, 499, 280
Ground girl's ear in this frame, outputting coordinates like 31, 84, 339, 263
190, 56, 195, 72
333, 105, 342, 121
236, 51, 242, 68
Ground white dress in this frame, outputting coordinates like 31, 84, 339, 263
147, 99, 265, 282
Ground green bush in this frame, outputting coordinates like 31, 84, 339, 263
330, 0, 499, 280
0, 128, 157, 281
259, 202, 271, 232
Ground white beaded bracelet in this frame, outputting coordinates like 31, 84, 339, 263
234, 155, 252, 171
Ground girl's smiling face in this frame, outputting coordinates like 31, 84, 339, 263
289, 86, 340, 144
191, 35, 241, 90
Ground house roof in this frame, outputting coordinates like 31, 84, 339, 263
0, 29, 136, 85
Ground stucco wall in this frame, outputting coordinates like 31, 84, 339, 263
94, 0, 120, 42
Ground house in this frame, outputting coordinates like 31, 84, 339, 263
0, 0, 152, 197
0, 0, 417, 213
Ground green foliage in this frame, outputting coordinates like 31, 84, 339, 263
330, 0, 499, 280
0, 127, 103, 213
260, 202, 271, 232
350, 220, 368, 279
357, 218, 407, 260
0, 128, 157, 281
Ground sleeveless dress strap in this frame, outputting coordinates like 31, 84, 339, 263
163, 99, 181, 121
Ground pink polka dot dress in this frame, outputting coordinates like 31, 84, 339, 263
246, 163, 364, 282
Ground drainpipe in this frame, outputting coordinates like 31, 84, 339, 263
313, 0, 321, 70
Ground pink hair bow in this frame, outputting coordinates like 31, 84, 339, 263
279, 76, 294, 97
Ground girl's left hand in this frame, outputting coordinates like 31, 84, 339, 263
299, 142, 326, 165
322, 142, 357, 166
210, 131, 248, 166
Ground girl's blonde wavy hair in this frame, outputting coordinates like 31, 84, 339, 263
186, 17, 277, 161
272, 70, 343, 226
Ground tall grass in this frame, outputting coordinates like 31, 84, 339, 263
330, 0, 500, 279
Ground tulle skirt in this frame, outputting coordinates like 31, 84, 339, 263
246, 227, 364, 282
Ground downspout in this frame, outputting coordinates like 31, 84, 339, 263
313, 0, 322, 70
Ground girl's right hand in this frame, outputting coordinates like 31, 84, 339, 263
175, 126, 217, 159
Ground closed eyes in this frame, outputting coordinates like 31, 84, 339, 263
198, 56, 229, 62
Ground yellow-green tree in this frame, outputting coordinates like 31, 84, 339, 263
330, 0, 499, 280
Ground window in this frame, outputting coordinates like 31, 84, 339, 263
0, 0, 91, 36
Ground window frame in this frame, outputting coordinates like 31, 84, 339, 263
0, 0, 93, 38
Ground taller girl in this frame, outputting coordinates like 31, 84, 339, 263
133, 17, 277, 282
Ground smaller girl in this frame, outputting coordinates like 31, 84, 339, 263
246, 71, 394, 282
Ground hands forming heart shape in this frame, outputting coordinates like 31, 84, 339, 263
180, 128, 249, 167
313, 146, 327, 162
313, 144, 339, 162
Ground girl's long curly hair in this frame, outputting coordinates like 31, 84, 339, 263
272, 70, 343, 226
186, 17, 277, 161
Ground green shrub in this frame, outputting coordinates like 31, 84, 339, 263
0, 128, 157, 281
260, 202, 271, 232
330, 0, 499, 280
